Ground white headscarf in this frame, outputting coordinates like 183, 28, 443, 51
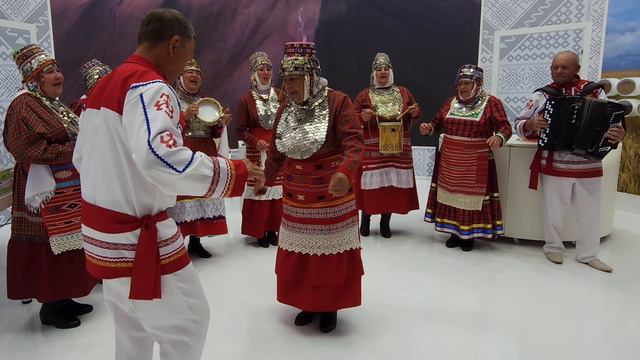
371, 69, 395, 89
253, 71, 272, 92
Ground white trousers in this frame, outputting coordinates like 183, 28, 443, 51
103, 263, 210, 360
541, 174, 601, 262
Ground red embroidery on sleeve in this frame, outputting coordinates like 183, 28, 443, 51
154, 93, 175, 118
525, 99, 534, 111
159, 131, 178, 149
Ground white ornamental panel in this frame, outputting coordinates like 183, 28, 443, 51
479, 0, 608, 122
0, 0, 55, 170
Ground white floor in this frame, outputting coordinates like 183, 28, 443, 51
1, 179, 640, 360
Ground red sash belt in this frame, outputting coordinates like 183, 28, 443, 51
81, 199, 169, 300
528, 149, 554, 190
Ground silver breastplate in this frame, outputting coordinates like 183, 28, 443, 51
178, 97, 192, 112
275, 88, 329, 160
447, 91, 489, 121
252, 88, 279, 130
370, 86, 402, 119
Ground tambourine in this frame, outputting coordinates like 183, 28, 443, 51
186, 97, 223, 138
195, 97, 223, 125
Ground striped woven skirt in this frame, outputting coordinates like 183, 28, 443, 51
425, 136, 504, 240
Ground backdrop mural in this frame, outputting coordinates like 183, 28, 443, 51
0, 0, 638, 207
478, 0, 609, 124
49, 0, 481, 149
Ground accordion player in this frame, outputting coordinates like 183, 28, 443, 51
538, 94, 626, 160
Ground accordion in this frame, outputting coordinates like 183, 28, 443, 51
538, 96, 626, 159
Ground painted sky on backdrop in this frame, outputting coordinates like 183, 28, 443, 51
603, 0, 640, 70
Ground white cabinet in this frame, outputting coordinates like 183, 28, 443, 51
494, 138, 621, 241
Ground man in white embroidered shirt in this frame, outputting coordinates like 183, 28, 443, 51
514, 51, 624, 273
73, 9, 263, 360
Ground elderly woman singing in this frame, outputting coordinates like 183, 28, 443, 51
420, 64, 511, 252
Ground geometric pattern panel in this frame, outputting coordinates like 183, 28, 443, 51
0, 0, 42, 20
496, 28, 586, 121
411, 146, 436, 178
479, 0, 608, 123
0, 0, 54, 170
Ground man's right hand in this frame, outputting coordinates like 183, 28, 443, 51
361, 108, 375, 122
525, 115, 549, 131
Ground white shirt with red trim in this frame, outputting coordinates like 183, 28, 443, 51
73, 54, 244, 279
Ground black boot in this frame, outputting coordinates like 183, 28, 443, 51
445, 234, 462, 248
359, 212, 371, 237
257, 235, 270, 248
60, 299, 93, 316
460, 239, 475, 252
319, 311, 337, 333
294, 311, 315, 326
40, 301, 81, 329
266, 231, 278, 246
188, 236, 212, 258
380, 213, 392, 238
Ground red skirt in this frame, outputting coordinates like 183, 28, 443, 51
178, 218, 228, 238
241, 198, 282, 238
7, 237, 97, 302
276, 248, 363, 312
172, 134, 227, 237
358, 127, 419, 214
241, 127, 283, 238
360, 187, 419, 215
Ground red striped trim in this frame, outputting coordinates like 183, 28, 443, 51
539, 167, 603, 178
224, 159, 249, 197
203, 157, 222, 198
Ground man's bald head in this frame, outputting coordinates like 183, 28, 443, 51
552, 51, 580, 66
550, 50, 581, 85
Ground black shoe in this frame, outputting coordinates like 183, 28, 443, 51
60, 299, 93, 316
319, 311, 337, 333
266, 231, 278, 246
257, 237, 270, 248
445, 235, 462, 248
359, 212, 371, 237
40, 302, 81, 329
380, 213, 392, 238
188, 236, 212, 258
21, 299, 32, 304
294, 311, 315, 326
460, 239, 475, 252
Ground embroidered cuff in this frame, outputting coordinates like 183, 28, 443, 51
224, 159, 249, 197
